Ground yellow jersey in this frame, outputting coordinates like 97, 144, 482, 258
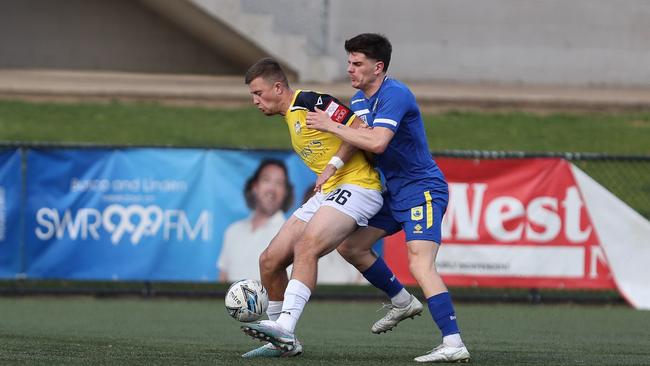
285, 90, 381, 193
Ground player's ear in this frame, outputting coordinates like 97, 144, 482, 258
374, 61, 384, 75
273, 81, 283, 95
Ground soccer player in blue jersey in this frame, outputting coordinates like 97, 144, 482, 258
306, 33, 470, 363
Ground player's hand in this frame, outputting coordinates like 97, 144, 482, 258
313, 164, 337, 192
306, 107, 333, 132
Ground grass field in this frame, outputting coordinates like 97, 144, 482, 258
1, 100, 650, 154
1, 297, 649, 366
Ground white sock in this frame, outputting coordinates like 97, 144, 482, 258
443, 333, 464, 347
275, 279, 311, 333
266, 301, 283, 321
391, 288, 412, 308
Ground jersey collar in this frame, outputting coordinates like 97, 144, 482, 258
365, 76, 389, 111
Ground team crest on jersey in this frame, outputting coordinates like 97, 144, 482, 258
294, 121, 302, 134
411, 206, 423, 221
413, 224, 423, 234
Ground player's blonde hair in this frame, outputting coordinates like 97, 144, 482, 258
244, 57, 289, 87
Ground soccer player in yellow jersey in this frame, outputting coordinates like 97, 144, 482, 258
239, 58, 411, 358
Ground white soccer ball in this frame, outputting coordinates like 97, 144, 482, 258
224, 279, 269, 322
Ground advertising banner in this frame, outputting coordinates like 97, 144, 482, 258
384, 158, 618, 290
0, 149, 22, 278
571, 165, 650, 310
20, 148, 649, 305
24, 148, 315, 281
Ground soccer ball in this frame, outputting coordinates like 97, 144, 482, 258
224, 279, 269, 322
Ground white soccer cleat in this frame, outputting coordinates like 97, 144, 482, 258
371, 295, 423, 334
414, 343, 470, 363
241, 340, 303, 358
241, 320, 297, 352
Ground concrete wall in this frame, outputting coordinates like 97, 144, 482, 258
325, 0, 650, 86
236, 0, 650, 86
0, 0, 240, 75
2, 0, 649, 86
240, 0, 330, 57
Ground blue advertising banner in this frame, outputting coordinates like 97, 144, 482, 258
0, 149, 22, 278
24, 148, 315, 281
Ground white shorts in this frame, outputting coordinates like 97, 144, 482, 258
293, 184, 383, 226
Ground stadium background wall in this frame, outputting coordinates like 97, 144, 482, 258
1, 0, 649, 84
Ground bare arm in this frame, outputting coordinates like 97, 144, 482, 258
306, 108, 394, 154
312, 118, 364, 192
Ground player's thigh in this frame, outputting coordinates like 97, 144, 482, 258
263, 215, 306, 267
338, 225, 387, 256
298, 205, 359, 257
299, 184, 383, 257
406, 239, 440, 268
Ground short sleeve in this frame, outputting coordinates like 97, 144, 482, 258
296, 91, 356, 126
372, 88, 410, 132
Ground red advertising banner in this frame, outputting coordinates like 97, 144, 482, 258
384, 158, 616, 290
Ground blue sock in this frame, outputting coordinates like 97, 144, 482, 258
427, 292, 460, 336
361, 258, 404, 298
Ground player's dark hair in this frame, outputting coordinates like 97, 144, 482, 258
345, 33, 392, 72
244, 159, 294, 212
244, 57, 289, 87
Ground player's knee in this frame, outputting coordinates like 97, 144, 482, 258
407, 261, 421, 279
336, 240, 358, 260
294, 236, 322, 260
259, 248, 281, 275
408, 257, 432, 281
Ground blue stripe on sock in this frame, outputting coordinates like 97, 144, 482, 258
361, 258, 404, 298
427, 292, 460, 336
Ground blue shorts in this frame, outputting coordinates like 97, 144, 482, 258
369, 191, 448, 243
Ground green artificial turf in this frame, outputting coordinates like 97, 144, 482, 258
0, 297, 648, 365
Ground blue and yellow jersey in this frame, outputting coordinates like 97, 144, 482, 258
285, 89, 381, 193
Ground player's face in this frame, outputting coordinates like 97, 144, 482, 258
252, 164, 287, 216
248, 77, 281, 116
347, 52, 383, 91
